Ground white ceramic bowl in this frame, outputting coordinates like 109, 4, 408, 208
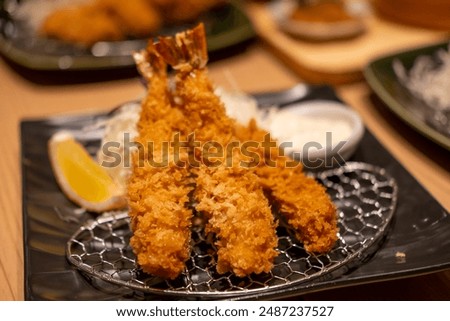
263, 100, 364, 169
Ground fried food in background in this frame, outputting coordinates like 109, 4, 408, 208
41, 4, 124, 46
152, 0, 226, 23
97, 0, 162, 38
39, 0, 224, 46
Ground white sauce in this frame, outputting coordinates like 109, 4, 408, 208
262, 110, 353, 152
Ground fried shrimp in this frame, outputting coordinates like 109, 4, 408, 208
126, 24, 337, 280
257, 165, 338, 253
235, 120, 338, 253
155, 24, 279, 277
127, 42, 193, 279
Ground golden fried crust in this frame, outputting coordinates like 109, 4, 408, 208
195, 165, 278, 276
129, 24, 337, 280
257, 166, 338, 253
176, 73, 280, 275
128, 46, 193, 279
236, 120, 338, 254
155, 25, 279, 276
128, 159, 193, 279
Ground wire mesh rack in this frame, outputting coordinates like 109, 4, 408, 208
66, 162, 397, 299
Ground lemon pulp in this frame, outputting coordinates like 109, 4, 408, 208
56, 138, 115, 203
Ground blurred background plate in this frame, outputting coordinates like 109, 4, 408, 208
245, 0, 448, 85
0, 0, 254, 70
364, 41, 450, 151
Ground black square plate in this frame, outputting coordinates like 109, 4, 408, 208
21, 85, 450, 300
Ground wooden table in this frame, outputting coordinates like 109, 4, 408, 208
0, 38, 449, 300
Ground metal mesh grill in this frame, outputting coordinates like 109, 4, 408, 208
67, 162, 397, 298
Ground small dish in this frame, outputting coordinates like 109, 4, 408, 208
260, 100, 364, 168
270, 0, 367, 41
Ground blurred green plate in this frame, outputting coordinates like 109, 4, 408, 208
0, 0, 254, 70
364, 41, 450, 151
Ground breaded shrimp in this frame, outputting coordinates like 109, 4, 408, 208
156, 24, 279, 277
256, 165, 338, 253
127, 42, 193, 279
235, 120, 338, 253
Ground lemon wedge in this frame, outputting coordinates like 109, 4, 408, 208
48, 131, 127, 213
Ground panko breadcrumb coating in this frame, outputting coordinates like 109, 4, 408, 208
128, 24, 338, 280
235, 120, 338, 253
195, 164, 279, 276
127, 43, 193, 279
156, 24, 279, 276
256, 165, 338, 253
128, 160, 192, 279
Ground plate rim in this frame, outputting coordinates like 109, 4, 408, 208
363, 41, 450, 151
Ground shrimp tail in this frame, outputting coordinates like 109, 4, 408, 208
155, 23, 208, 72
133, 40, 167, 81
